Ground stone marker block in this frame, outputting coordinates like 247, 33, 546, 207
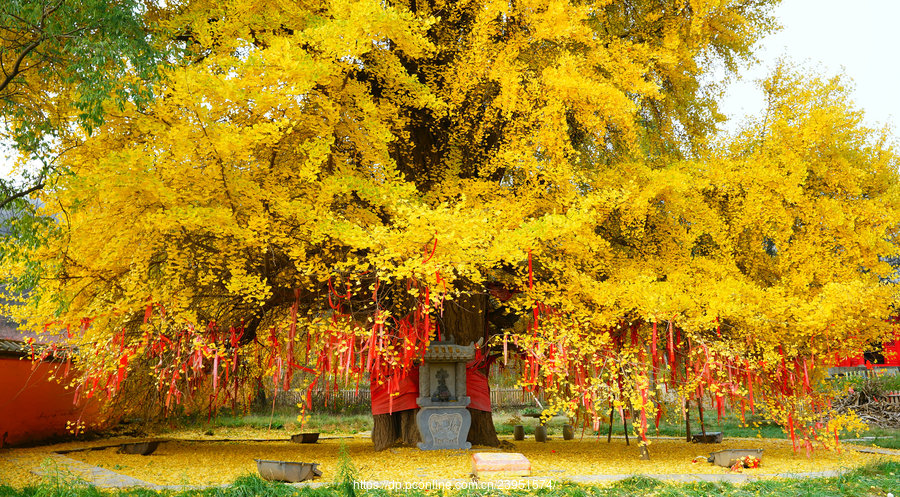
691, 431, 724, 444
472, 452, 531, 478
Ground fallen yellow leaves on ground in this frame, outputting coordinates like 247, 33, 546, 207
1, 435, 889, 487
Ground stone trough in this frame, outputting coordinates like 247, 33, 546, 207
117, 441, 160, 456
255, 459, 322, 482
708, 448, 764, 467
290, 433, 320, 444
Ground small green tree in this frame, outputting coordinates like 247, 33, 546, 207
1, 0, 163, 209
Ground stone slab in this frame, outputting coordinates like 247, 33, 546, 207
854, 447, 900, 456
33, 454, 156, 488
472, 452, 531, 477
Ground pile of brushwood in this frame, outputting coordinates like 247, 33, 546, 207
832, 373, 900, 428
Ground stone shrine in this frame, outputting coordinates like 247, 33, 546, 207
416, 341, 475, 450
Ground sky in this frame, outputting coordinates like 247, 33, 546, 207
719, 0, 900, 134
2, 0, 899, 178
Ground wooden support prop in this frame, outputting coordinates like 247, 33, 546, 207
685, 399, 692, 443
639, 444, 650, 460
607, 406, 614, 443
698, 400, 707, 438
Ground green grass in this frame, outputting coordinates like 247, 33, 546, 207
167, 405, 896, 446
208, 412, 371, 434
872, 438, 900, 450
159, 409, 373, 436
843, 426, 900, 450
493, 408, 900, 452
2, 461, 899, 496
493, 409, 789, 440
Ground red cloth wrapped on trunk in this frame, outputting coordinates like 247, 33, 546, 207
466, 366, 491, 412
370, 360, 492, 414
370, 368, 420, 415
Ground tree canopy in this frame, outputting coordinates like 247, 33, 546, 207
0, 0, 161, 210
2, 0, 899, 451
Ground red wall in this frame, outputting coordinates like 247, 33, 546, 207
0, 357, 98, 447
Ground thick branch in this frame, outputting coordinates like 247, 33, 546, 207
0, 180, 44, 210
0, 0, 64, 94
0, 37, 43, 94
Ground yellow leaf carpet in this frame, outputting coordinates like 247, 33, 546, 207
2, 433, 897, 487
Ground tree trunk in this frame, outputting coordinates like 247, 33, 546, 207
372, 410, 421, 451
440, 291, 489, 345
445, 293, 499, 446
468, 408, 500, 447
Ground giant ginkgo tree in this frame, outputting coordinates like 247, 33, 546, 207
3, 0, 900, 455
